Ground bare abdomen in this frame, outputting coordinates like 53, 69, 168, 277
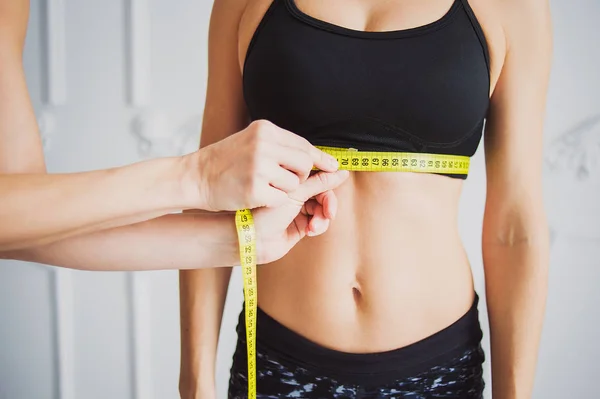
257, 172, 476, 353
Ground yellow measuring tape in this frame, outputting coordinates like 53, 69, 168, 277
315, 146, 470, 174
234, 209, 258, 398
235, 146, 470, 398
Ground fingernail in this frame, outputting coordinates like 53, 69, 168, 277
339, 170, 350, 178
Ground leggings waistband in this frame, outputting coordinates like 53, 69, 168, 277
236, 294, 483, 384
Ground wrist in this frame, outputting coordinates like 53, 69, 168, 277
179, 375, 215, 399
222, 213, 241, 267
179, 358, 216, 398
177, 152, 206, 210
491, 362, 533, 399
199, 212, 240, 267
138, 156, 201, 211
179, 367, 215, 388
492, 383, 531, 399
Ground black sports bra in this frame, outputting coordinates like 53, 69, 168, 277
243, 0, 491, 179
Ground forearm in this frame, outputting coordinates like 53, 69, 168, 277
179, 267, 232, 397
1, 212, 238, 271
0, 156, 199, 251
483, 227, 549, 399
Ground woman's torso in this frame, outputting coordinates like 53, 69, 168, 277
237, 0, 503, 353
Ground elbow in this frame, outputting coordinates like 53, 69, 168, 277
0, 246, 35, 262
484, 223, 550, 249
481, 190, 550, 283
0, 233, 47, 254
481, 210, 550, 277
0, 238, 25, 253
482, 206, 550, 249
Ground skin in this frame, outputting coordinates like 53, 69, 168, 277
1, 171, 350, 270
0, 0, 350, 269
179, 0, 552, 398
0, 122, 341, 252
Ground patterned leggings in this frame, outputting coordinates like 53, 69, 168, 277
228, 298, 485, 399
229, 344, 485, 398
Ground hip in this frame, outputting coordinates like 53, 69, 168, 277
229, 294, 485, 398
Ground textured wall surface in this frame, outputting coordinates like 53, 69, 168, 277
0, 1, 598, 398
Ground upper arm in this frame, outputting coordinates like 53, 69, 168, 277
482, 0, 552, 243
0, 0, 46, 173
199, 0, 250, 148
0, 0, 30, 50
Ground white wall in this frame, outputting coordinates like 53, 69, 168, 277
0, 1, 598, 398
1, 1, 212, 398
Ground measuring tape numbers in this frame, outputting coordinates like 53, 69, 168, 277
316, 146, 470, 175
235, 147, 470, 399
234, 209, 258, 398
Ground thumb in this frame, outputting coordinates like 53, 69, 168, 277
292, 170, 350, 201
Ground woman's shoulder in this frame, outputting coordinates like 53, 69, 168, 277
465, 0, 549, 93
472, 0, 551, 43
239, 0, 276, 36
238, 0, 277, 65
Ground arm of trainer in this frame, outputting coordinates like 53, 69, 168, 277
0, 1, 339, 252
2, 170, 349, 271
0, 122, 339, 251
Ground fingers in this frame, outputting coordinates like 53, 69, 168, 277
266, 123, 339, 173
307, 203, 330, 237
268, 167, 301, 193
293, 199, 329, 238
315, 190, 338, 220
292, 170, 350, 202
224, 120, 340, 211
260, 186, 289, 208
273, 146, 314, 182
308, 147, 339, 173
303, 198, 319, 216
